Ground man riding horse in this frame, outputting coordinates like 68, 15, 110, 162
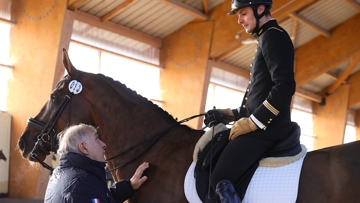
203, 0, 297, 202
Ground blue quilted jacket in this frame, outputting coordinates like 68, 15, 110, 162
45, 152, 134, 203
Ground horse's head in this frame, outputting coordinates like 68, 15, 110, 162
18, 49, 93, 163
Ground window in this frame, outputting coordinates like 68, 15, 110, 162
68, 42, 162, 105
291, 95, 315, 151
68, 43, 100, 74
344, 110, 356, 144
206, 67, 317, 151
0, 4, 12, 111
291, 108, 314, 151
205, 83, 244, 111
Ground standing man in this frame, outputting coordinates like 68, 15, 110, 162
45, 124, 149, 203
204, 0, 296, 202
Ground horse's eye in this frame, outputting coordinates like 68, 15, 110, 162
50, 94, 58, 101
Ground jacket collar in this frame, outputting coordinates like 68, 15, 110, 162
256, 19, 278, 36
60, 152, 107, 180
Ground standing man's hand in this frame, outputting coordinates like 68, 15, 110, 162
130, 162, 149, 190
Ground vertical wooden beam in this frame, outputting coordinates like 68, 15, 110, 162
355, 109, 360, 140
8, 0, 73, 198
347, 68, 360, 109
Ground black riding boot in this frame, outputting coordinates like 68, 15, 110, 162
215, 180, 241, 203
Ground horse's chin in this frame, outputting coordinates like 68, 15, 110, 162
26, 151, 47, 163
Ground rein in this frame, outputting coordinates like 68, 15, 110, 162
27, 74, 83, 171
27, 71, 205, 173
105, 113, 205, 172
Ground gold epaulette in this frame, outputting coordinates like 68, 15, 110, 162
268, 27, 283, 32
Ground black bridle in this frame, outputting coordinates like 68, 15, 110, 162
27, 74, 82, 171
26, 73, 205, 173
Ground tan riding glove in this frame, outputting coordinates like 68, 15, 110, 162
229, 117, 258, 140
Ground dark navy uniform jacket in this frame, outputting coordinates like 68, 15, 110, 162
45, 152, 134, 203
232, 19, 296, 139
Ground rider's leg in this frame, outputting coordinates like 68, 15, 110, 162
210, 135, 277, 200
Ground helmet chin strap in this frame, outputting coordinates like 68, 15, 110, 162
249, 5, 270, 35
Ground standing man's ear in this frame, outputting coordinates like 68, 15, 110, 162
78, 142, 88, 155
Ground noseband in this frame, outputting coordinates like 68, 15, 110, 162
27, 74, 82, 171
25, 72, 203, 173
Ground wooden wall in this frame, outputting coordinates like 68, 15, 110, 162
312, 85, 350, 149
7, 0, 73, 198
160, 21, 214, 129
4, 0, 360, 200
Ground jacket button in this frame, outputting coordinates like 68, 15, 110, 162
247, 88, 250, 92
245, 97, 248, 100
243, 105, 246, 108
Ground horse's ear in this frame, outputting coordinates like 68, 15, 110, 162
62, 48, 78, 77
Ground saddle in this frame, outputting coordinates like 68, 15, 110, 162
194, 122, 302, 202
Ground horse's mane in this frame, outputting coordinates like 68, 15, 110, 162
95, 73, 178, 124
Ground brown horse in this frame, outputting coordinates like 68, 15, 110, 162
18, 49, 360, 203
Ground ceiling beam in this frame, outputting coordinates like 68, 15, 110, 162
214, 30, 247, 62
212, 61, 250, 79
295, 87, 323, 103
213, 60, 322, 103
159, 0, 209, 20
71, 40, 163, 70
101, 0, 134, 22
326, 56, 360, 95
295, 13, 360, 86
289, 12, 331, 38
347, 0, 360, 11
68, 0, 87, 11
203, 0, 209, 15
75, 10, 162, 48
209, 0, 315, 59
324, 72, 338, 81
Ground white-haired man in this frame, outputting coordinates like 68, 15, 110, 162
45, 124, 149, 203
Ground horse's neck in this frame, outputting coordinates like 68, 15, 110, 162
108, 124, 203, 181
85, 81, 177, 152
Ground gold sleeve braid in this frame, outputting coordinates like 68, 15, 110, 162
263, 100, 279, 116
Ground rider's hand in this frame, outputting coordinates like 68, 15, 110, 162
130, 162, 149, 190
204, 108, 235, 127
204, 110, 222, 127
229, 117, 258, 140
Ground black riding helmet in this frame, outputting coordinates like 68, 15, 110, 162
228, 0, 272, 34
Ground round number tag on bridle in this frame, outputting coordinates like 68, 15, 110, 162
68, 80, 83, 94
